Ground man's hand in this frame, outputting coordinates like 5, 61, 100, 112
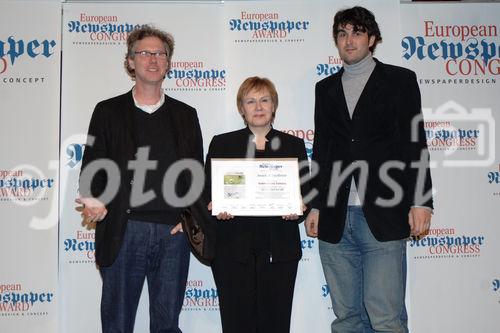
408, 207, 432, 237
170, 223, 184, 235
75, 197, 107, 223
305, 209, 319, 238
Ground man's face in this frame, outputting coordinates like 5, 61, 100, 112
335, 24, 375, 65
127, 36, 168, 87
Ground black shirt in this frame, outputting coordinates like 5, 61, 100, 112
129, 104, 182, 224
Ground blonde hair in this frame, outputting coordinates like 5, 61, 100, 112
236, 76, 279, 124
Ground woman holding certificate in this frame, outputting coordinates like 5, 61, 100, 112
204, 77, 310, 333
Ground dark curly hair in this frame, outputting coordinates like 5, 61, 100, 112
333, 6, 382, 53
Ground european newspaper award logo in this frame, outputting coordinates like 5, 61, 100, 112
0, 283, 54, 317
0, 168, 55, 205
229, 11, 310, 43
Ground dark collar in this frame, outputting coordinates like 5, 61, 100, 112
243, 126, 276, 140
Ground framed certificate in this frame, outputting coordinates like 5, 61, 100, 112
211, 158, 302, 216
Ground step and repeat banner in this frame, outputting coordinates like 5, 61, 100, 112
2, 0, 499, 332
400, 2, 500, 332
0, 1, 61, 333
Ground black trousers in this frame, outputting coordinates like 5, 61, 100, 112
211, 249, 299, 333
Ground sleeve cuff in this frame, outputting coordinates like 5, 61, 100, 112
411, 205, 434, 214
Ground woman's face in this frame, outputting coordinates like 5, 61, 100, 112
240, 88, 274, 129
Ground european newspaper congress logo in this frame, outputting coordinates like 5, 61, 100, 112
0, 283, 54, 317
421, 100, 495, 167
0, 35, 56, 84
63, 228, 96, 264
67, 13, 140, 45
165, 60, 226, 92
493, 279, 500, 292
229, 11, 310, 43
280, 128, 314, 159
402, 20, 499, 85
182, 279, 219, 312
316, 56, 343, 78
321, 284, 333, 310
66, 143, 85, 169
492, 279, 500, 304
299, 237, 316, 262
487, 163, 500, 197
409, 227, 485, 259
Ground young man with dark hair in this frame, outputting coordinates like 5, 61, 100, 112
306, 6, 433, 332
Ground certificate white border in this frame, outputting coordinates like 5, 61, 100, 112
211, 158, 302, 216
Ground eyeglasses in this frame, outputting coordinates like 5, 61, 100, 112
134, 50, 168, 59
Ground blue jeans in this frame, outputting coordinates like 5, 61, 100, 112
100, 220, 190, 333
319, 206, 408, 333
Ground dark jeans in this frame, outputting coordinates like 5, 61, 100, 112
100, 220, 190, 333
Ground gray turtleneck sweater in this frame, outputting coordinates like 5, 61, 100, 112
342, 54, 376, 118
342, 54, 376, 205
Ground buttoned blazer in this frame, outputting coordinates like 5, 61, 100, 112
204, 128, 310, 263
312, 59, 433, 243
79, 90, 203, 267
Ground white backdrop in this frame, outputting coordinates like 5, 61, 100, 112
59, 1, 402, 332
1, 1, 500, 332
0, 1, 61, 332
401, 2, 500, 332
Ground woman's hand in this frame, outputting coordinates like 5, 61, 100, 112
282, 213, 299, 221
282, 202, 307, 221
208, 201, 234, 220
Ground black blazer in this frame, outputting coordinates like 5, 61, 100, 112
79, 90, 203, 267
312, 59, 433, 243
204, 128, 310, 263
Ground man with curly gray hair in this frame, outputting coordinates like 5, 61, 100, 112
77, 24, 203, 333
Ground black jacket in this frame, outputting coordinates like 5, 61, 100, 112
204, 127, 310, 263
79, 90, 203, 267
312, 59, 433, 243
